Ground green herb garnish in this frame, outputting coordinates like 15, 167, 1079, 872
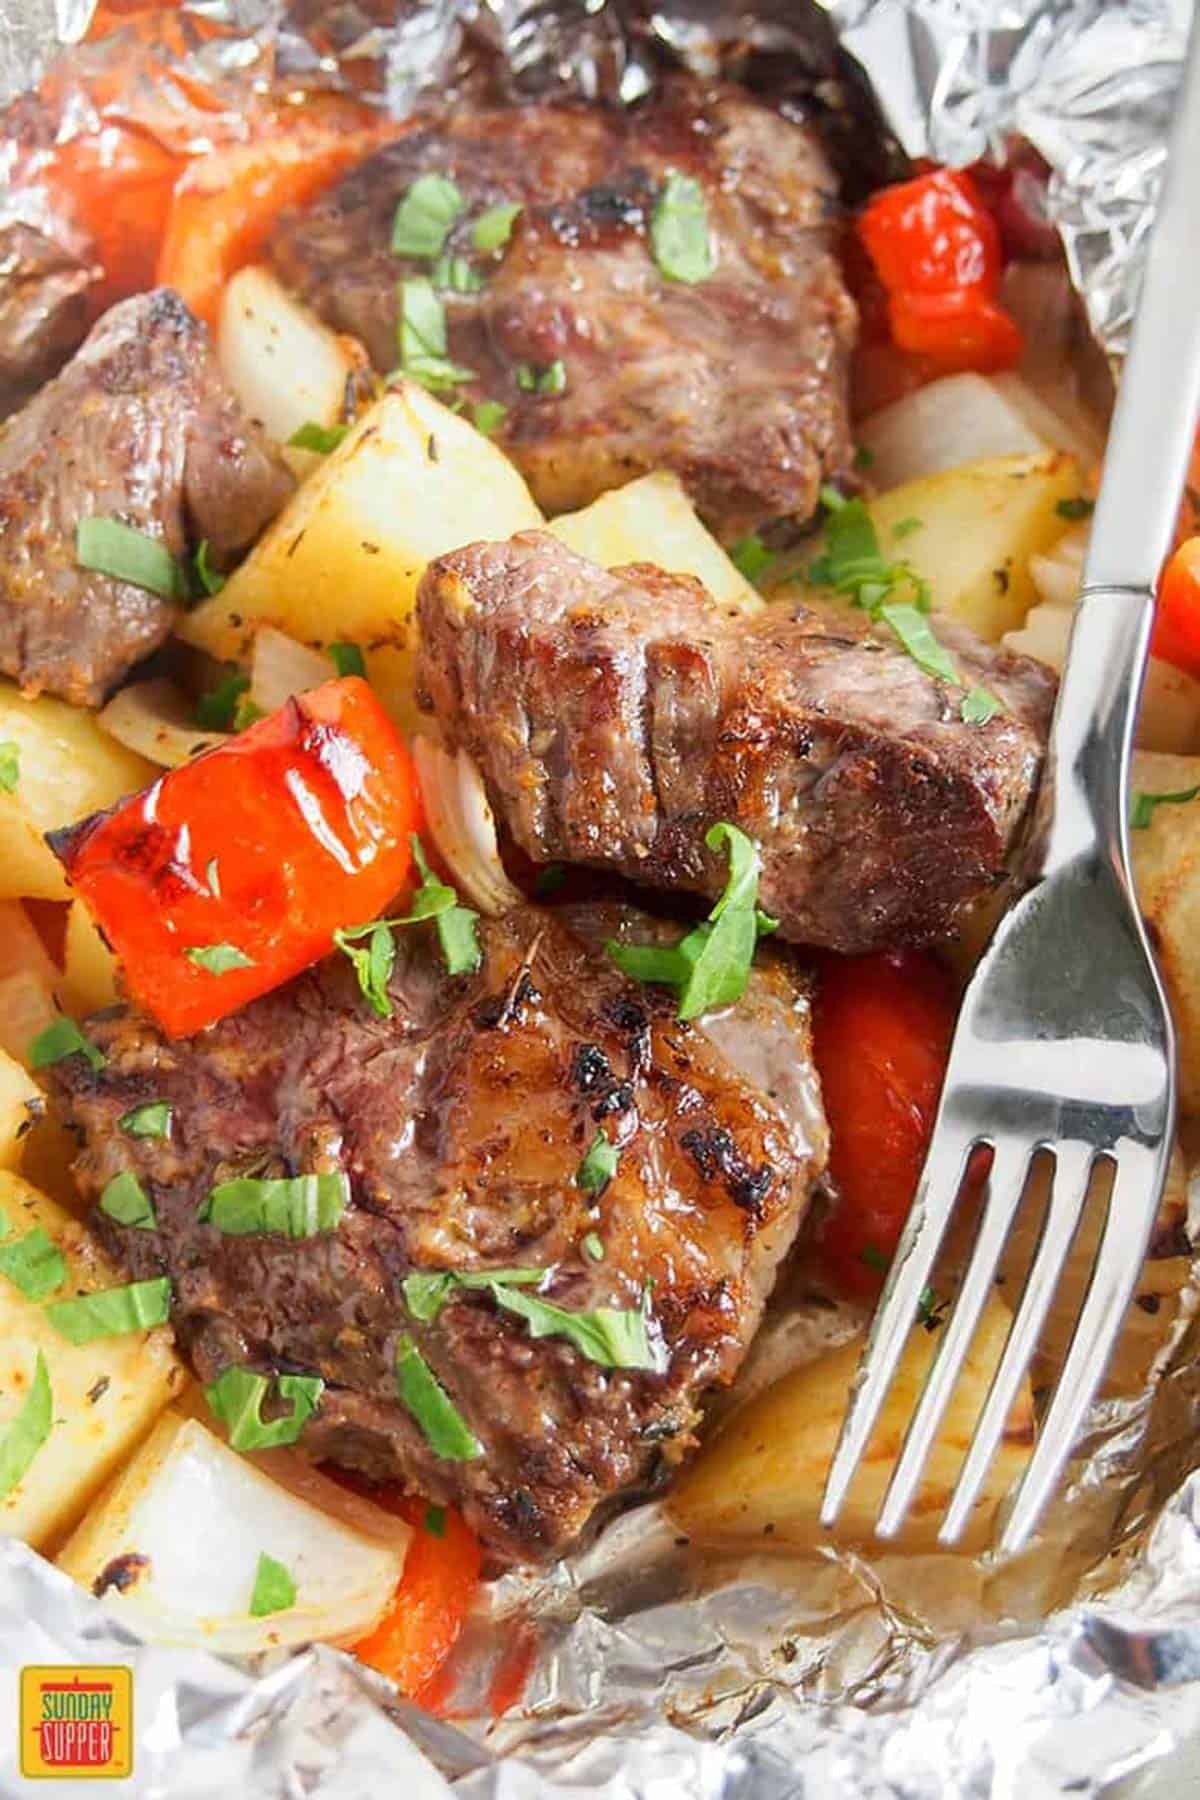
892, 516, 923, 539
391, 173, 465, 259
394, 1336, 482, 1460
28, 1017, 104, 1073
119, 1101, 172, 1140
582, 1232, 605, 1262
650, 172, 714, 285
0, 742, 18, 792
576, 1132, 619, 1197
431, 252, 484, 294
287, 420, 350, 455
424, 1503, 447, 1537
0, 1350, 51, 1500
1131, 785, 1200, 829
411, 837, 480, 976
76, 518, 183, 601
100, 1170, 158, 1231
728, 533, 775, 586
0, 1226, 65, 1300
472, 202, 521, 253
398, 278, 475, 393
859, 1244, 889, 1272
205, 858, 221, 898
516, 359, 566, 396
491, 1283, 663, 1371
205, 1366, 324, 1451
195, 671, 251, 732
184, 943, 254, 976
193, 539, 225, 598
328, 641, 367, 679
200, 1172, 348, 1239
472, 399, 508, 437
45, 1276, 171, 1344
605, 822, 775, 1021
249, 1551, 296, 1617
333, 920, 397, 1018
402, 1265, 544, 1324
960, 685, 1002, 725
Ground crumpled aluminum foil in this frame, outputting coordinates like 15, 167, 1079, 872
1, 1, 1198, 1795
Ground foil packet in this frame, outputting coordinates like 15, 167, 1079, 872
0, 1, 1198, 1795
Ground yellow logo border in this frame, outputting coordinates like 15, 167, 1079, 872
19, 1665, 133, 1781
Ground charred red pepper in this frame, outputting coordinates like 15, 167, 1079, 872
51, 677, 421, 1038
857, 168, 1023, 375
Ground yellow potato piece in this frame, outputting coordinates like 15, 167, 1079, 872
0, 685, 156, 901
0, 1173, 184, 1551
1129, 750, 1200, 1114
0, 1050, 39, 1170
59, 902, 120, 1020
548, 472, 760, 611
669, 1293, 1033, 1555
178, 383, 544, 734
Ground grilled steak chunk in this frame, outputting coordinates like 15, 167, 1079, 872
269, 79, 856, 537
51, 903, 826, 1565
417, 534, 1057, 954
0, 288, 293, 705
0, 208, 97, 409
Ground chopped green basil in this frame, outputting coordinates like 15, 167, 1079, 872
193, 539, 225, 598
472, 202, 521, 253
411, 837, 481, 976
119, 1101, 172, 1140
328, 641, 366, 679
249, 1551, 296, 1617
877, 601, 962, 688
650, 172, 715, 284
100, 1170, 158, 1231
892, 516, 923, 539
0, 1350, 51, 1500
75, 518, 183, 601
432, 252, 484, 294
398, 278, 475, 392
402, 1265, 544, 1325
0, 1226, 65, 1300
233, 696, 264, 732
490, 1283, 663, 1371
200, 1171, 348, 1239
334, 920, 397, 1018
516, 360, 566, 396
205, 1366, 324, 1451
195, 671, 251, 731
582, 1232, 605, 1262
853, 445, 875, 470
0, 741, 18, 793
45, 1276, 171, 1344
424, 1503, 447, 1537
288, 420, 349, 455
728, 533, 775, 586
1131, 784, 1200, 829
29, 1016, 104, 1073
960, 685, 1002, 725
576, 1131, 619, 1196
184, 943, 254, 976
472, 399, 508, 437
391, 173, 465, 258
1056, 496, 1095, 521
394, 1335, 482, 1460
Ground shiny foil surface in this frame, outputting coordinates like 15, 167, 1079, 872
1, 1, 1198, 1795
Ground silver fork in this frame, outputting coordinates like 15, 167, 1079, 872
820, 18, 1200, 1556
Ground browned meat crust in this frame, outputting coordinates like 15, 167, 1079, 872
416, 533, 1057, 953
269, 78, 857, 537
0, 208, 97, 408
0, 288, 294, 705
49, 904, 827, 1566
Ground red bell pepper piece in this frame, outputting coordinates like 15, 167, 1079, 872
857, 167, 1023, 376
1153, 536, 1200, 678
353, 1498, 483, 1706
810, 950, 957, 1299
51, 677, 421, 1038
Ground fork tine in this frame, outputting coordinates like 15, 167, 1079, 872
939, 1139, 1094, 1546
819, 1126, 977, 1530
875, 1138, 1032, 1540
1000, 1141, 1170, 1554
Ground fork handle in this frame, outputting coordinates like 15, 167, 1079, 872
1040, 11, 1200, 882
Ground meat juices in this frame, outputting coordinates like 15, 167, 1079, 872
270, 79, 857, 538
0, 288, 293, 705
417, 533, 1057, 954
50, 904, 827, 1566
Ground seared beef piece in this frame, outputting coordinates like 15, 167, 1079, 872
51, 903, 826, 1565
0, 288, 294, 706
0, 208, 98, 409
417, 534, 1057, 954
269, 79, 856, 537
